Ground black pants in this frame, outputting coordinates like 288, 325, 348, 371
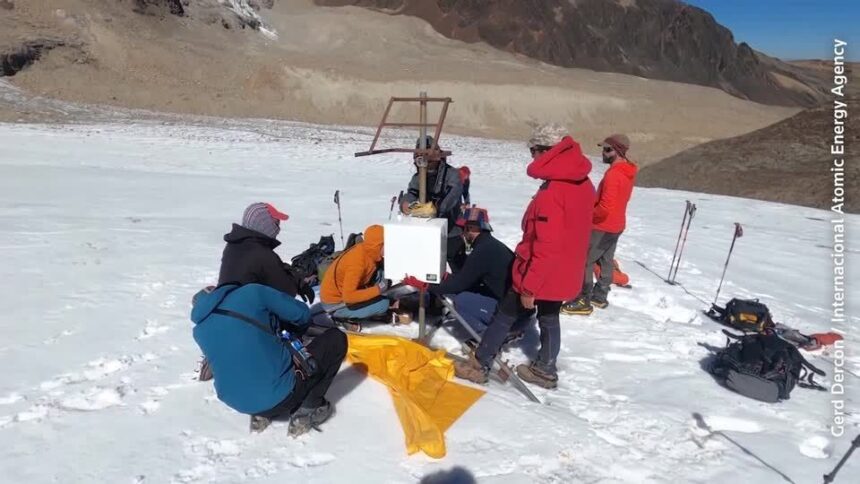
258, 328, 347, 419
581, 230, 621, 301
475, 290, 562, 373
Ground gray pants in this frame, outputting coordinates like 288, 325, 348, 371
581, 230, 621, 301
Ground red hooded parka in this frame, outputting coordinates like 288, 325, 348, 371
512, 137, 596, 302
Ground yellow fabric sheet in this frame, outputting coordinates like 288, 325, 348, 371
346, 333, 485, 458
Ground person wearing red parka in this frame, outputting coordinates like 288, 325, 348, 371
562, 134, 637, 315
454, 123, 595, 389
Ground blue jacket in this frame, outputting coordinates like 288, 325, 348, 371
191, 283, 311, 415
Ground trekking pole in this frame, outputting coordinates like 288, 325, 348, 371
388, 195, 397, 220
669, 202, 697, 284
333, 190, 345, 249
713, 223, 743, 305
667, 201, 691, 282
824, 434, 860, 483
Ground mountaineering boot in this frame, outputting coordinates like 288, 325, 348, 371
591, 293, 609, 309
289, 399, 335, 437
454, 354, 489, 384
249, 415, 271, 433
561, 297, 593, 316
516, 363, 558, 389
197, 357, 213, 381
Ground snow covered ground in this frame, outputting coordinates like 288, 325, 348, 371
0, 119, 857, 483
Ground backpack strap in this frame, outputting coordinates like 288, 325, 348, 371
212, 308, 276, 337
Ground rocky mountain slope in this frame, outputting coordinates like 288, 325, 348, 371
316, 0, 827, 107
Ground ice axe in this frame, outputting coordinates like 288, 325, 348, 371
333, 190, 345, 249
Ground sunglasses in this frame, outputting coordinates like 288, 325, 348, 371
603, 146, 615, 153
530, 146, 550, 155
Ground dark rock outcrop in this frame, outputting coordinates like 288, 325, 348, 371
1, 40, 64, 77
316, 0, 827, 107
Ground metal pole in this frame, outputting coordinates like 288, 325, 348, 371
416, 91, 429, 339
334, 190, 345, 249
823, 434, 860, 483
418, 91, 428, 204
713, 223, 743, 305
667, 201, 690, 282
388, 195, 397, 220
670, 203, 696, 284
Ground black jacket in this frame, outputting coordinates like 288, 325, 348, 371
429, 232, 513, 301
217, 224, 301, 297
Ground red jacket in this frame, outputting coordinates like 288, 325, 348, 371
593, 159, 637, 233
512, 137, 595, 302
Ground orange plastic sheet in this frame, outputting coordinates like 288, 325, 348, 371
346, 333, 485, 458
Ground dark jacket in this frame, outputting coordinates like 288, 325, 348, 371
429, 232, 514, 301
403, 162, 464, 237
191, 283, 311, 415
218, 224, 300, 297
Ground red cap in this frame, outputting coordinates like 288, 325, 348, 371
266, 203, 289, 221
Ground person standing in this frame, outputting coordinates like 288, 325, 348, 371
562, 134, 637, 315
453, 124, 595, 389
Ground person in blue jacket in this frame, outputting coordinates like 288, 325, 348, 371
191, 282, 347, 436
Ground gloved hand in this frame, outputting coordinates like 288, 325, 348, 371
377, 278, 393, 293
407, 201, 437, 218
298, 283, 315, 304
402, 275, 428, 291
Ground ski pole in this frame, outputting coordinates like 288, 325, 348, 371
713, 223, 743, 305
667, 201, 691, 282
823, 434, 859, 483
333, 190, 345, 249
388, 195, 397, 220
670, 203, 696, 284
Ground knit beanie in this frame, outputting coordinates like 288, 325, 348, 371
241, 202, 288, 239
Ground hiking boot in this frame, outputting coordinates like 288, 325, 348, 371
334, 319, 362, 333
197, 357, 213, 381
249, 415, 271, 433
591, 294, 609, 309
516, 363, 558, 389
289, 400, 335, 437
454, 354, 489, 384
561, 297, 593, 316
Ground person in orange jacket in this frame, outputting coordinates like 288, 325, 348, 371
320, 225, 392, 320
562, 134, 637, 315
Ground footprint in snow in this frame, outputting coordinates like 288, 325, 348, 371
799, 435, 832, 459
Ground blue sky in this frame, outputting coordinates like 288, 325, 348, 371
684, 0, 859, 61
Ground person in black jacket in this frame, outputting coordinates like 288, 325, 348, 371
403, 207, 528, 335
217, 202, 314, 303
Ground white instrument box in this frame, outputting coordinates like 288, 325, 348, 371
384, 217, 448, 284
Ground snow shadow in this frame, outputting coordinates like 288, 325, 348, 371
327, 363, 369, 405
420, 466, 476, 484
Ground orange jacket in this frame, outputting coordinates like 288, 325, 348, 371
593, 159, 637, 233
320, 225, 384, 305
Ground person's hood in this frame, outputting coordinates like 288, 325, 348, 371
223, 223, 280, 249
610, 159, 638, 179
362, 224, 384, 262
190, 284, 238, 324
526, 136, 592, 182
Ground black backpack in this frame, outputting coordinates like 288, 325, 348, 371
290, 235, 336, 284
711, 298, 774, 333
317, 232, 364, 282
710, 330, 826, 402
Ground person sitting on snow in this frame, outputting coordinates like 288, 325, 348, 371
218, 202, 315, 303
562, 134, 637, 315
191, 283, 347, 436
403, 207, 528, 341
319, 224, 392, 321
453, 123, 595, 389
399, 136, 467, 272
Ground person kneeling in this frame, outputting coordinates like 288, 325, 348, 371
191, 283, 347, 436
319, 224, 392, 321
